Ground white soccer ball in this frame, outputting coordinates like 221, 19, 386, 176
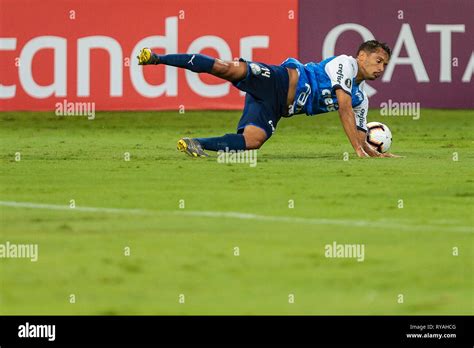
366, 122, 392, 153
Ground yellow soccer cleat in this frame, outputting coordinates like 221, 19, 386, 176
137, 48, 159, 65
177, 138, 209, 158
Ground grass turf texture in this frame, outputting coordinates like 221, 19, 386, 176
0, 109, 472, 315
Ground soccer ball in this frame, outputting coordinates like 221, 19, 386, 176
366, 122, 392, 153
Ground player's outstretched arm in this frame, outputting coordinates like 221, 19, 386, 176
336, 90, 403, 158
336, 89, 371, 157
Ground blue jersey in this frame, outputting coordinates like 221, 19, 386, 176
281, 55, 369, 132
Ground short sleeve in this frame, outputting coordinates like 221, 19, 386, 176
324, 55, 357, 96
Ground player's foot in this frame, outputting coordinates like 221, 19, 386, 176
177, 138, 209, 157
137, 48, 160, 65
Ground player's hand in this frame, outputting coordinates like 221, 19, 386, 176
356, 147, 369, 158
381, 153, 404, 158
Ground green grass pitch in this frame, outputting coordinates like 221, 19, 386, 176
0, 109, 472, 315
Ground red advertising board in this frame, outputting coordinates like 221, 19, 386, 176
0, 0, 298, 110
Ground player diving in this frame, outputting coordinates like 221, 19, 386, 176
137, 40, 400, 158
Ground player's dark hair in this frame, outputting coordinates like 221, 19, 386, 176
357, 40, 391, 58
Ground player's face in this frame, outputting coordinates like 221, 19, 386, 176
358, 48, 389, 80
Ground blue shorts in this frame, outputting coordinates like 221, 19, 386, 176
232, 59, 289, 139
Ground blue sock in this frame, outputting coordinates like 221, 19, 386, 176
156, 53, 215, 73
196, 134, 246, 152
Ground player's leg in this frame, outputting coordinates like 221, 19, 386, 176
191, 125, 266, 153
176, 62, 288, 156
178, 132, 246, 157
189, 94, 272, 153
137, 48, 247, 82
143, 51, 288, 155
178, 95, 271, 156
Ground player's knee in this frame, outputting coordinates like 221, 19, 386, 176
243, 125, 267, 150
243, 134, 265, 150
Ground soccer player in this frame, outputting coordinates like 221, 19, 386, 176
137, 40, 400, 158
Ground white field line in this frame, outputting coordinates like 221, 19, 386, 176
0, 200, 472, 233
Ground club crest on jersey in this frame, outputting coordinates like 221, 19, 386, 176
250, 63, 271, 78
250, 63, 262, 75
345, 78, 352, 89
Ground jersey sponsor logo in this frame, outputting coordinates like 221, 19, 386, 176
294, 83, 311, 114
357, 108, 365, 127
336, 63, 344, 84
322, 88, 337, 112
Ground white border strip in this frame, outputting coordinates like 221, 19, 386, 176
0, 200, 472, 233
